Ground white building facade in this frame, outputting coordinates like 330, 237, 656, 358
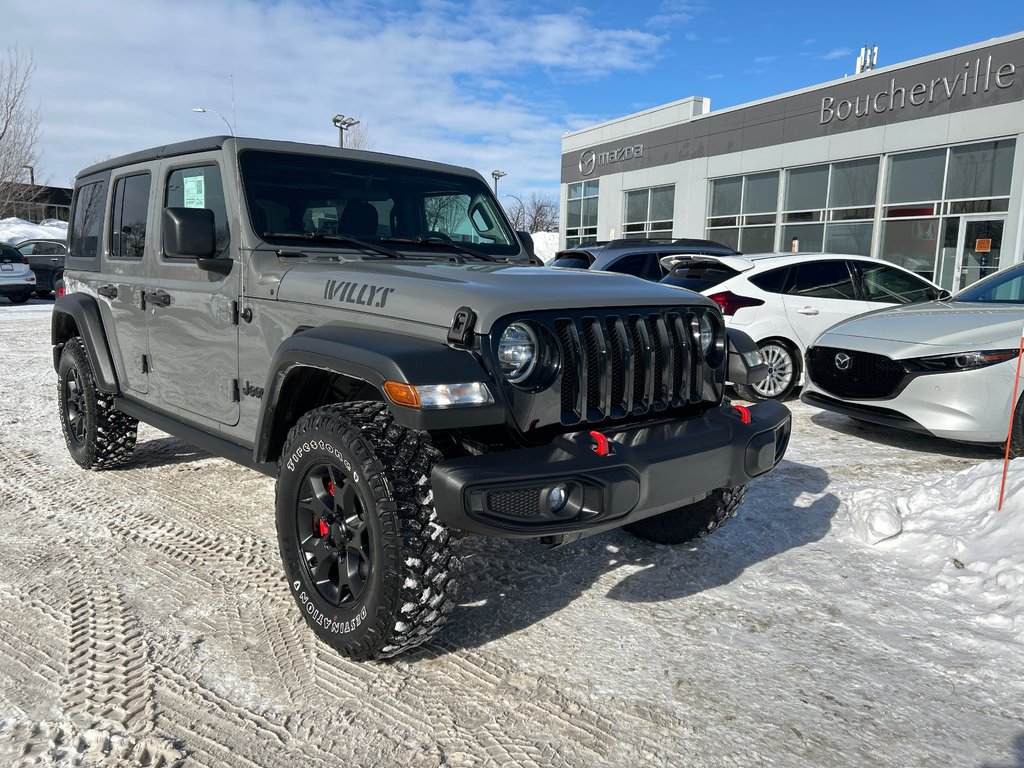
560, 32, 1024, 292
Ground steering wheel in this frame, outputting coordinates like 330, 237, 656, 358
418, 231, 453, 244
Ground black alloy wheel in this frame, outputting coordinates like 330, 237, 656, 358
295, 462, 374, 608
64, 367, 88, 446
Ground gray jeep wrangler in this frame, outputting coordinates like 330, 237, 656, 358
52, 137, 791, 660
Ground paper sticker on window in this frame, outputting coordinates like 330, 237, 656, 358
975, 238, 992, 253
184, 175, 206, 208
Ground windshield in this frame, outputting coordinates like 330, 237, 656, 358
238, 150, 521, 258
954, 264, 1024, 304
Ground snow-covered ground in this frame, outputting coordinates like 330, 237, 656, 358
0, 217, 68, 244
0, 302, 1022, 767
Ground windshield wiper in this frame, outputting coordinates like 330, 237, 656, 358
379, 236, 499, 262
261, 231, 402, 259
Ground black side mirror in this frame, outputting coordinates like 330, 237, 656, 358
163, 207, 216, 259
516, 230, 542, 266
937, 289, 952, 301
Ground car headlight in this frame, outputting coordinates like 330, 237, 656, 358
498, 323, 538, 383
691, 312, 721, 359
909, 349, 1020, 372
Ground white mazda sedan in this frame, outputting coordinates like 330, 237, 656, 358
801, 263, 1024, 455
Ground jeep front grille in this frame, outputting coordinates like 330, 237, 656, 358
554, 310, 704, 426
806, 346, 907, 399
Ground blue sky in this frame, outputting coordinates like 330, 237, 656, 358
4, 0, 1024, 201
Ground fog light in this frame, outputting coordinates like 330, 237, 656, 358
547, 484, 569, 513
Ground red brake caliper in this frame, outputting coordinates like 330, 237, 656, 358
319, 481, 335, 537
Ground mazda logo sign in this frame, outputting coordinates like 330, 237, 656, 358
834, 352, 851, 371
579, 150, 596, 177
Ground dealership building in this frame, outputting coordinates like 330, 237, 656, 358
559, 32, 1024, 292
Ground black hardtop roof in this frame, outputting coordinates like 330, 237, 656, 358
76, 136, 484, 183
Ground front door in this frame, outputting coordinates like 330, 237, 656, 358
147, 160, 240, 426
936, 216, 1005, 292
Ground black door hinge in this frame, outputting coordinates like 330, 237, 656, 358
447, 306, 477, 347
231, 379, 240, 402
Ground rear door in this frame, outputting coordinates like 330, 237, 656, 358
147, 158, 240, 426
100, 171, 154, 394
781, 259, 872, 349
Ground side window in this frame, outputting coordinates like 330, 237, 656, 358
606, 253, 648, 278
110, 173, 152, 259
69, 180, 107, 262
749, 266, 789, 294
165, 164, 230, 253
789, 260, 857, 300
856, 262, 939, 304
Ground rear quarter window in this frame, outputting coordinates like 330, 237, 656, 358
749, 266, 789, 294
662, 262, 739, 292
550, 256, 591, 269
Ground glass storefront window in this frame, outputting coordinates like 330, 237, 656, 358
945, 139, 1015, 199
782, 223, 824, 252
743, 172, 779, 214
785, 165, 828, 211
566, 180, 598, 246
623, 185, 674, 238
825, 222, 873, 256
710, 177, 742, 216
740, 226, 776, 254
880, 218, 940, 280
886, 149, 946, 204
829, 158, 879, 208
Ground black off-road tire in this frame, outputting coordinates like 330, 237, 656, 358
734, 339, 799, 402
624, 485, 747, 544
276, 402, 460, 660
57, 337, 138, 469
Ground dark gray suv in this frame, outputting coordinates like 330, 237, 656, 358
53, 136, 789, 660
550, 238, 738, 281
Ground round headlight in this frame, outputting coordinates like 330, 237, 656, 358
498, 323, 538, 383
692, 314, 714, 356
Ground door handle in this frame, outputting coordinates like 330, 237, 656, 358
97, 284, 118, 299
143, 291, 172, 308
796, 307, 819, 316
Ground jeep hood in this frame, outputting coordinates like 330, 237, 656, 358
275, 261, 716, 332
820, 301, 1024, 348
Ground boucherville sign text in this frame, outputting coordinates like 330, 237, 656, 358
820, 55, 1016, 124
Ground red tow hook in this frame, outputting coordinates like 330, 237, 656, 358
589, 430, 610, 457
732, 404, 752, 424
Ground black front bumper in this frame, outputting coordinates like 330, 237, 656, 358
430, 399, 791, 538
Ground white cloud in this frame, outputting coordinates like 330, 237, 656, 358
753, 55, 777, 65
705, 73, 724, 80
1, 0, 668, 196
820, 47, 853, 60
647, 1, 702, 28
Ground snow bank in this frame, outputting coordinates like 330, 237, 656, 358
530, 231, 559, 263
846, 460, 1024, 632
0, 217, 68, 244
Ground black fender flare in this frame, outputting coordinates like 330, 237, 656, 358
255, 326, 506, 463
51, 293, 120, 394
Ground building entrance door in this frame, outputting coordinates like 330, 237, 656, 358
935, 215, 1005, 292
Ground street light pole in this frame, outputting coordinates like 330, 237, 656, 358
332, 115, 360, 148
491, 169, 507, 195
192, 107, 234, 136
21, 165, 36, 221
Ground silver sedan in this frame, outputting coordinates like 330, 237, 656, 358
801, 263, 1024, 454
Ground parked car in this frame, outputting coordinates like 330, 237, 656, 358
15, 238, 66, 297
802, 262, 1024, 455
0, 244, 37, 303
660, 252, 946, 401
549, 237, 737, 281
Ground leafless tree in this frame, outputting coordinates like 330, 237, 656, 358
346, 120, 374, 151
504, 192, 557, 233
0, 49, 41, 220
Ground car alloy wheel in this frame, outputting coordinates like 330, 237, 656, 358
752, 341, 797, 399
